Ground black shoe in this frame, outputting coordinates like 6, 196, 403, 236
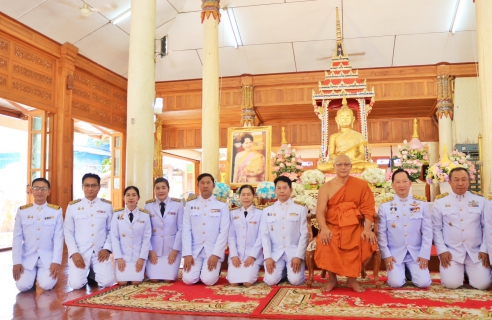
404, 266, 412, 282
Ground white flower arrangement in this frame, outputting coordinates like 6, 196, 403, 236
256, 181, 276, 200
291, 182, 305, 198
292, 194, 317, 211
213, 182, 230, 199
361, 168, 386, 187
300, 169, 326, 185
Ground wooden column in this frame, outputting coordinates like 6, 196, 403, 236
52, 43, 78, 210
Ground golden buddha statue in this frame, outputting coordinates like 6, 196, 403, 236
318, 97, 377, 173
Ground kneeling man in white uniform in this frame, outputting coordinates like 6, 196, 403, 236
64, 173, 114, 289
432, 167, 491, 289
378, 169, 432, 288
182, 173, 230, 286
261, 176, 308, 286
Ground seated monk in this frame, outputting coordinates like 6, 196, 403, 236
314, 154, 377, 292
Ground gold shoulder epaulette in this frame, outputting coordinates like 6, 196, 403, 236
382, 196, 394, 204
114, 208, 124, 212
101, 198, 112, 204
487, 195, 492, 201
294, 200, 306, 207
413, 195, 427, 202
216, 197, 227, 203
69, 199, 81, 205
187, 195, 197, 202
139, 208, 149, 214
435, 192, 449, 200
145, 199, 155, 204
471, 191, 484, 197
263, 202, 275, 208
20, 203, 33, 210
171, 197, 181, 202
47, 203, 61, 210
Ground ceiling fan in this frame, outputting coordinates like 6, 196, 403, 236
56, 0, 116, 18
316, 52, 365, 61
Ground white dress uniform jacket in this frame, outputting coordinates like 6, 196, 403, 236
182, 195, 230, 286
432, 191, 491, 289
378, 194, 432, 288
145, 197, 184, 257
12, 202, 64, 291
261, 199, 308, 286
182, 195, 230, 260
145, 197, 184, 280
227, 206, 263, 284
484, 196, 492, 258
64, 197, 114, 288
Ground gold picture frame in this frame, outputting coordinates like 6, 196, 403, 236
227, 126, 272, 188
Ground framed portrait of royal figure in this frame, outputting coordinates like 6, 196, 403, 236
227, 126, 272, 188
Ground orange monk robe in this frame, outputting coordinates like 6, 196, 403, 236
314, 176, 376, 278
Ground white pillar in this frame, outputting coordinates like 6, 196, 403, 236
200, 0, 221, 178
436, 75, 455, 156
476, 0, 492, 196
427, 141, 439, 201
126, 0, 156, 200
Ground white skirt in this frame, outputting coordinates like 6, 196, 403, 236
226, 261, 261, 284
145, 253, 182, 280
115, 261, 145, 282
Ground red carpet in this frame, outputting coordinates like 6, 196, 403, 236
64, 271, 492, 319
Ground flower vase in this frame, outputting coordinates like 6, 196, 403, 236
439, 182, 452, 194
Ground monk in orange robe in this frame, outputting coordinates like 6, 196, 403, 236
314, 154, 377, 292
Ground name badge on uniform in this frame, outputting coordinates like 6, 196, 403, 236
97, 210, 106, 214
27, 215, 33, 219
445, 204, 451, 208
233, 216, 240, 220
168, 212, 176, 215
78, 207, 85, 210
249, 221, 257, 224
211, 209, 221, 213
289, 213, 299, 217
137, 220, 145, 223
468, 200, 479, 207
44, 216, 54, 220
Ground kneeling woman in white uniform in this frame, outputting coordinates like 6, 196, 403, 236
145, 178, 184, 282
111, 186, 151, 285
227, 185, 263, 287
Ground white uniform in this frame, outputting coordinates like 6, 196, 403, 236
378, 195, 432, 288
484, 196, 492, 260
64, 197, 114, 289
182, 195, 230, 286
432, 191, 491, 289
111, 207, 151, 282
227, 206, 263, 285
144, 197, 184, 280
261, 199, 308, 286
12, 202, 64, 291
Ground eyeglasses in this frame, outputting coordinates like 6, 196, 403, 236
32, 186, 49, 191
83, 184, 99, 189
335, 163, 351, 167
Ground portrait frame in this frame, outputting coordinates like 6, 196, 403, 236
227, 126, 272, 188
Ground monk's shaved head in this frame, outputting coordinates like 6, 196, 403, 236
334, 154, 351, 164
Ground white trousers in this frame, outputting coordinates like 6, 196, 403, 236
115, 260, 145, 282
439, 253, 491, 290
182, 248, 221, 286
263, 252, 305, 286
68, 251, 114, 289
145, 252, 182, 281
16, 258, 57, 292
226, 258, 261, 285
387, 252, 431, 288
